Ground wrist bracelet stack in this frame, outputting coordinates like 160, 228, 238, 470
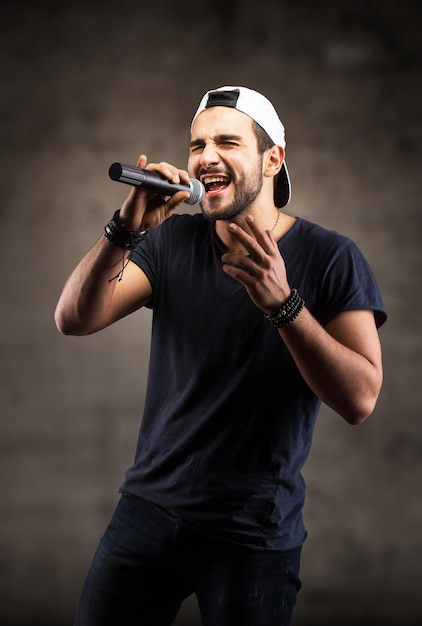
264, 289, 305, 328
104, 209, 147, 250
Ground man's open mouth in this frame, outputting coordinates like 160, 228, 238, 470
201, 175, 231, 193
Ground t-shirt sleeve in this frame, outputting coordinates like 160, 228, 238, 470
129, 227, 165, 309
130, 235, 156, 285
318, 239, 387, 328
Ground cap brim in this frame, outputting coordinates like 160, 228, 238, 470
274, 162, 291, 208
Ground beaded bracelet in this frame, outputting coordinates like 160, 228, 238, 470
104, 209, 147, 250
264, 289, 305, 328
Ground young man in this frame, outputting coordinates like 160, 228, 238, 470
55, 86, 386, 626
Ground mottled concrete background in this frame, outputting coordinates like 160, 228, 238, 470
0, 1, 421, 624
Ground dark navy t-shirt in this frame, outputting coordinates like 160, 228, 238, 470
122, 215, 386, 550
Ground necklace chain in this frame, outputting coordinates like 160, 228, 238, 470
271, 209, 281, 233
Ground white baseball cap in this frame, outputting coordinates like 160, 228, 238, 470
192, 86, 291, 207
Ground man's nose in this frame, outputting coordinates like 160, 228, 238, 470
199, 143, 220, 168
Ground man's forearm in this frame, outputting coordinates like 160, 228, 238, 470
54, 236, 127, 336
279, 308, 383, 425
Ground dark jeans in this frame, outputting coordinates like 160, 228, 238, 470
74, 493, 302, 626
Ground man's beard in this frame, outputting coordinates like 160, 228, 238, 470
200, 161, 263, 222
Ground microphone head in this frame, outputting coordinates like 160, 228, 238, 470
186, 178, 205, 205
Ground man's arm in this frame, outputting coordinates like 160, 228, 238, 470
54, 237, 153, 335
55, 155, 191, 336
277, 308, 383, 424
221, 216, 383, 425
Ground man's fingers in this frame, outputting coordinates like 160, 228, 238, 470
136, 154, 148, 169
227, 221, 272, 259
245, 215, 276, 253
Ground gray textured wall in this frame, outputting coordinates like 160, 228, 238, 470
1, 1, 421, 624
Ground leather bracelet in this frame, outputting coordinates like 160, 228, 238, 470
264, 289, 305, 328
104, 209, 147, 250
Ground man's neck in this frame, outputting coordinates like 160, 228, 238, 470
214, 207, 295, 253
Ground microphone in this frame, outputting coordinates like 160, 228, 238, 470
109, 162, 204, 205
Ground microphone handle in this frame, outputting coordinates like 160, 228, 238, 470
108, 163, 187, 193
108, 162, 204, 205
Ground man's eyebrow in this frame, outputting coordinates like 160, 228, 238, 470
189, 138, 205, 148
215, 134, 243, 142
189, 134, 243, 148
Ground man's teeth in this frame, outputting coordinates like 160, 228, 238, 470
204, 176, 228, 184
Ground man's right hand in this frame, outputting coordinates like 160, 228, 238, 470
119, 154, 191, 231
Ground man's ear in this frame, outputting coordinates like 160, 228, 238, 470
263, 145, 285, 178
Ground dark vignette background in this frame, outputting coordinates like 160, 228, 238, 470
0, 1, 421, 624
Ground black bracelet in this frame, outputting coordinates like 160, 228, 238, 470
104, 209, 147, 250
264, 289, 305, 328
